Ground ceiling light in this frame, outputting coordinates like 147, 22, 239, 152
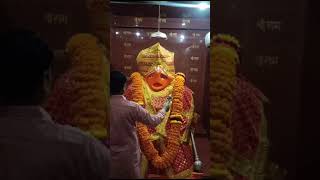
136, 32, 140, 37
150, 4, 168, 40
197, 2, 210, 10
151, 31, 167, 39
180, 35, 185, 42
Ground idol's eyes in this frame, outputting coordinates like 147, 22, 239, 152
160, 74, 168, 79
147, 73, 168, 79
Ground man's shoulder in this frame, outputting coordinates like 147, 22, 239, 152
56, 124, 98, 146
53, 125, 109, 178
126, 100, 140, 107
119, 97, 141, 109
57, 124, 108, 156
126, 100, 146, 114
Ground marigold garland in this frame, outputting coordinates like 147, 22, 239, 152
130, 72, 145, 105
46, 34, 108, 139
210, 34, 239, 180
130, 72, 185, 169
67, 34, 108, 139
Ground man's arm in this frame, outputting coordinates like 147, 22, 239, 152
133, 96, 172, 127
133, 104, 166, 127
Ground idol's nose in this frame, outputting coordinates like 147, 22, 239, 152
154, 72, 161, 79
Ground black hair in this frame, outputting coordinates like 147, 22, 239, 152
110, 71, 127, 95
0, 28, 53, 105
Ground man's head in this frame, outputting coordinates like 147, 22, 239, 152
110, 71, 127, 95
0, 28, 53, 105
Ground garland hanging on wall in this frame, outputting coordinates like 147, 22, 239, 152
209, 34, 240, 180
46, 34, 108, 139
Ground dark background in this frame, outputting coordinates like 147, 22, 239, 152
0, 0, 110, 82
1, 0, 90, 49
298, 0, 320, 179
213, 0, 306, 179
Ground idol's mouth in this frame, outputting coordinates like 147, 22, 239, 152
153, 83, 163, 87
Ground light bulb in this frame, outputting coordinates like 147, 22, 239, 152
197, 3, 209, 10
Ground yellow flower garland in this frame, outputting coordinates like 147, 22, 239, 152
210, 34, 239, 180
130, 72, 185, 169
66, 34, 108, 139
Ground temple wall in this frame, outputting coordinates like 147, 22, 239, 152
212, 0, 306, 179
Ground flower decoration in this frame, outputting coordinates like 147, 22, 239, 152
130, 72, 185, 169
209, 34, 239, 180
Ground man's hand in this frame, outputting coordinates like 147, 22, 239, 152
163, 96, 172, 112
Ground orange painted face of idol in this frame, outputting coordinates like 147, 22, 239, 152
146, 71, 173, 92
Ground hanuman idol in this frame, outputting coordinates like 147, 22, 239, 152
124, 43, 195, 178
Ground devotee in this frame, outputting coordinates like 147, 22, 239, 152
110, 70, 172, 179
0, 28, 109, 180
